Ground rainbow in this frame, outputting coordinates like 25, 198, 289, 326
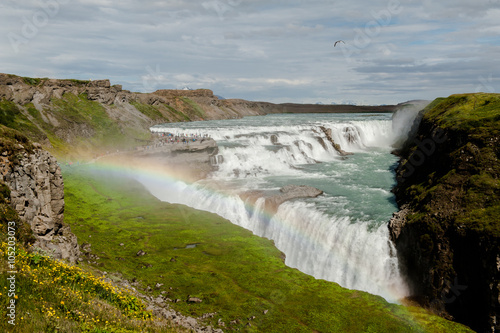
73, 155, 411, 306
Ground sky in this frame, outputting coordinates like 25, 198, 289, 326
1, 0, 499, 105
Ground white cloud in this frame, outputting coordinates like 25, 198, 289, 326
0, 0, 499, 104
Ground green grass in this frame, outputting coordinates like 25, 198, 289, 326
69, 79, 92, 86
49, 93, 146, 157
61, 164, 473, 333
0, 168, 184, 333
0, 100, 46, 141
0, 93, 155, 158
180, 97, 206, 119
424, 93, 500, 134
22, 77, 46, 86
165, 104, 191, 122
130, 102, 168, 122
0, 243, 184, 333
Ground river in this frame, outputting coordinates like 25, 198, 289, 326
139, 112, 413, 302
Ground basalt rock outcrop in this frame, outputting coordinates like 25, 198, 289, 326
0, 141, 80, 263
389, 94, 500, 333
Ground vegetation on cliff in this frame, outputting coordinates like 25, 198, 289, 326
0, 74, 221, 159
393, 93, 500, 332
396, 93, 500, 235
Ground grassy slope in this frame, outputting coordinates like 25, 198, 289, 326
0, 74, 225, 159
0, 91, 212, 159
1, 94, 143, 159
0, 127, 184, 332
61, 164, 473, 333
0, 244, 184, 333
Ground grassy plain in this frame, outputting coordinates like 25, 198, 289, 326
60, 164, 474, 332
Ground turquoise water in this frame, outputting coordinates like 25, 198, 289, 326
144, 113, 409, 301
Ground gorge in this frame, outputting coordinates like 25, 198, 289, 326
1, 74, 498, 332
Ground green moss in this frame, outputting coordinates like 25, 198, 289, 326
22, 77, 43, 86
425, 93, 500, 134
0, 100, 46, 141
180, 97, 206, 119
61, 165, 473, 332
402, 93, 500, 237
457, 205, 500, 235
130, 101, 167, 121
0, 100, 17, 127
68, 79, 91, 86
0, 124, 35, 154
165, 104, 191, 122
50, 93, 142, 154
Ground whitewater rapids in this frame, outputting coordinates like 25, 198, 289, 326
139, 113, 414, 302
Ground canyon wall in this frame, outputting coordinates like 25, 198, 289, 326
389, 94, 500, 333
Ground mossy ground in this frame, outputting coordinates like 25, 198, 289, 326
401, 93, 500, 236
180, 97, 207, 119
424, 93, 500, 134
61, 164, 473, 332
50, 93, 144, 157
0, 167, 184, 332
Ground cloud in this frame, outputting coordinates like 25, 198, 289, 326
0, 0, 499, 104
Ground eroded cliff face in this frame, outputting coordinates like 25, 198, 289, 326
389, 94, 500, 333
0, 143, 80, 263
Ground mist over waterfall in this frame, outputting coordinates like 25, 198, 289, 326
143, 113, 416, 302
391, 100, 431, 148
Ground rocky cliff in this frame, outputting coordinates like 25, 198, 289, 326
0, 73, 400, 160
389, 93, 500, 333
0, 125, 80, 263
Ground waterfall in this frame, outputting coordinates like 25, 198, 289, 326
142, 114, 411, 302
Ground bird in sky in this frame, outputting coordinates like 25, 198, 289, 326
334, 40, 345, 47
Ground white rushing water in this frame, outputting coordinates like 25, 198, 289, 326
141, 113, 412, 302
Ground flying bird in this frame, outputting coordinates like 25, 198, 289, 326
334, 40, 345, 47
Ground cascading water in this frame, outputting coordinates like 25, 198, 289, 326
142, 113, 413, 302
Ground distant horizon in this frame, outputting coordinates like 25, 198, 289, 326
2, 1, 498, 105
5, 71, 438, 107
